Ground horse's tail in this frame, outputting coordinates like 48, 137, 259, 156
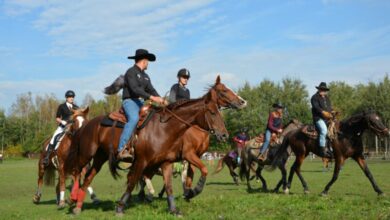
213, 157, 225, 174
108, 124, 120, 179
270, 136, 290, 170
239, 149, 249, 181
104, 75, 124, 95
43, 165, 56, 186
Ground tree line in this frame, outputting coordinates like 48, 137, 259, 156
1, 75, 390, 155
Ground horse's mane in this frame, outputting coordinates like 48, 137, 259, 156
167, 97, 205, 110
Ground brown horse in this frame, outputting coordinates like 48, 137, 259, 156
32, 107, 98, 208
272, 110, 389, 195
214, 152, 241, 185
65, 76, 246, 215
240, 120, 303, 193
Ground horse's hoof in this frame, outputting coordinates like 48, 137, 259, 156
92, 198, 101, 205
57, 200, 66, 209
66, 198, 76, 206
378, 192, 386, 197
32, 195, 41, 204
145, 194, 154, 203
170, 209, 183, 218
283, 188, 290, 195
304, 190, 310, 195
72, 207, 81, 215
320, 191, 328, 197
116, 204, 125, 216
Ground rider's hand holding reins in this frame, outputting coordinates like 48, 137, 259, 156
322, 111, 333, 119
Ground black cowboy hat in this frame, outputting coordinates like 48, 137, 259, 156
316, 82, 330, 91
272, 102, 284, 109
127, 49, 156, 61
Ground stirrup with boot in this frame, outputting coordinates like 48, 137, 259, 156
257, 150, 268, 161
318, 147, 332, 158
42, 144, 55, 166
116, 146, 134, 162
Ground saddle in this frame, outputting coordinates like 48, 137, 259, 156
301, 120, 338, 141
100, 104, 156, 129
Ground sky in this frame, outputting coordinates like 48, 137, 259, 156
0, 0, 389, 113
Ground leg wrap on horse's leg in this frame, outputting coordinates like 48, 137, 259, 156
185, 176, 207, 199
76, 189, 86, 209
70, 181, 79, 201
167, 195, 176, 212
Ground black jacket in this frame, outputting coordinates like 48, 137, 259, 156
122, 65, 159, 100
56, 103, 79, 123
311, 92, 332, 122
169, 83, 190, 103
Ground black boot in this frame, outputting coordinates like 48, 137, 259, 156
318, 147, 332, 158
42, 144, 55, 166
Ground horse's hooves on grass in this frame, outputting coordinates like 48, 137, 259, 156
304, 190, 310, 195
320, 191, 328, 197
283, 189, 290, 195
378, 192, 386, 197
32, 196, 40, 204
66, 198, 76, 206
145, 195, 154, 203
57, 201, 66, 210
170, 209, 183, 218
72, 207, 81, 215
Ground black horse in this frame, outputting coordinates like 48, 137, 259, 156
272, 110, 389, 195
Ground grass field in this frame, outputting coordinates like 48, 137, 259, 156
0, 158, 389, 220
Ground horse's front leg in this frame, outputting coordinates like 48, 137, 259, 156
57, 162, 67, 209
353, 155, 383, 196
321, 155, 344, 196
183, 153, 208, 200
33, 158, 45, 204
161, 162, 182, 216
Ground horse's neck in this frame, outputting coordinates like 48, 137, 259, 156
168, 98, 208, 129
340, 118, 366, 136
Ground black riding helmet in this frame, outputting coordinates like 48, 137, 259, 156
65, 90, 76, 98
177, 68, 190, 78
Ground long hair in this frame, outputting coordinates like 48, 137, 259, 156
104, 75, 124, 95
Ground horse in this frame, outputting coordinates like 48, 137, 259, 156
272, 110, 389, 195
214, 152, 241, 185
32, 107, 99, 208
64, 76, 247, 216
322, 157, 333, 172
239, 120, 303, 193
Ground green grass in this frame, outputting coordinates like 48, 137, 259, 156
0, 158, 389, 220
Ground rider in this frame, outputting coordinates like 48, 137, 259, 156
232, 127, 249, 164
311, 82, 333, 158
258, 103, 283, 161
42, 90, 79, 166
117, 49, 165, 160
168, 68, 190, 103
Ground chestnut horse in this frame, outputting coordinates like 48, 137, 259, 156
32, 107, 99, 208
65, 76, 247, 216
272, 110, 389, 195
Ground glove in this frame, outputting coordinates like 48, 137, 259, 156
60, 120, 67, 126
322, 111, 332, 119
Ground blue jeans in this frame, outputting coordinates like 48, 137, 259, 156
315, 119, 327, 148
260, 129, 272, 154
118, 98, 144, 152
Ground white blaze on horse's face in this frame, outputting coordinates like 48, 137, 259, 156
225, 85, 247, 109
76, 116, 85, 128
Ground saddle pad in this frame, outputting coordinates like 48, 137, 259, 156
100, 116, 125, 128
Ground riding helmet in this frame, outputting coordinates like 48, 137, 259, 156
65, 90, 76, 98
177, 68, 190, 78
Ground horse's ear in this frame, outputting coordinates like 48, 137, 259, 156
83, 106, 90, 115
215, 75, 221, 85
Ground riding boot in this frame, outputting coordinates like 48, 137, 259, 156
42, 143, 55, 166
116, 145, 134, 162
318, 147, 332, 158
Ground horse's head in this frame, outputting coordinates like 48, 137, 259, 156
202, 102, 229, 142
69, 106, 90, 132
363, 110, 389, 137
207, 75, 247, 109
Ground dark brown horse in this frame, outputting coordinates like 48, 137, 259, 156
65, 76, 246, 215
214, 152, 241, 185
272, 110, 389, 195
239, 120, 303, 193
32, 107, 99, 208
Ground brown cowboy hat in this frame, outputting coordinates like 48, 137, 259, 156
315, 82, 330, 91
127, 49, 156, 61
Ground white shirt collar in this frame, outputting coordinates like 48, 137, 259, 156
66, 102, 73, 109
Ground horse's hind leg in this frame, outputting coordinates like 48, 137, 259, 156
353, 156, 383, 195
293, 156, 310, 194
161, 162, 182, 216
33, 159, 45, 204
227, 161, 239, 185
321, 156, 344, 196
73, 151, 107, 215
81, 165, 100, 204
256, 167, 267, 191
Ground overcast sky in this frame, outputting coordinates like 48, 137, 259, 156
0, 0, 389, 113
